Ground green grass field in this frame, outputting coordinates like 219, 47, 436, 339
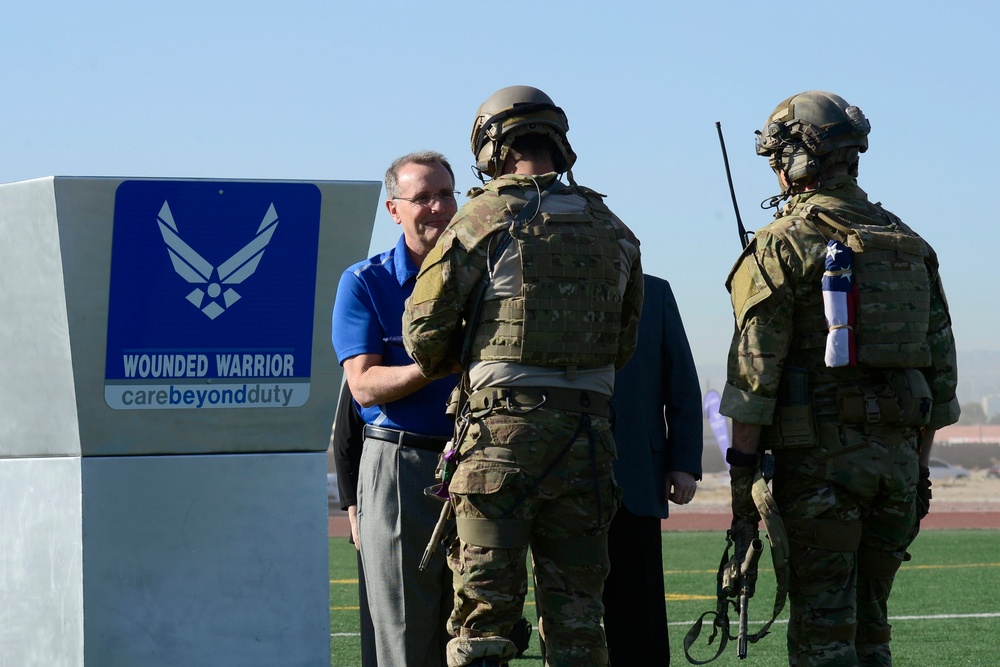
330, 530, 1000, 666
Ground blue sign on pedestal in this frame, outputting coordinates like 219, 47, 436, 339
105, 180, 322, 410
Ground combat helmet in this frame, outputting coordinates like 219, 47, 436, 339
756, 91, 871, 193
470, 85, 577, 181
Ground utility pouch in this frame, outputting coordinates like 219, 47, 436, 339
761, 366, 817, 449
837, 383, 898, 425
445, 385, 464, 419
886, 368, 932, 427
837, 369, 931, 427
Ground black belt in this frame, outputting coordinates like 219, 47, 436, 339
468, 386, 611, 418
362, 425, 449, 453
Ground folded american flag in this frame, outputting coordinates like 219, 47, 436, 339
822, 240, 857, 367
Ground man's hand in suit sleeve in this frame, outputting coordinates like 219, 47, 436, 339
666, 471, 698, 505
348, 505, 360, 551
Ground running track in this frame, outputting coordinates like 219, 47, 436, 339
328, 501, 1000, 537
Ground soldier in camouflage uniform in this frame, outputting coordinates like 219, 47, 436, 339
721, 91, 960, 666
402, 85, 643, 667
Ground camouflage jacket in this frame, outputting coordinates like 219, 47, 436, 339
719, 179, 960, 429
403, 173, 643, 381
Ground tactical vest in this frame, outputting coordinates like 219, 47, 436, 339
470, 187, 625, 369
797, 202, 933, 369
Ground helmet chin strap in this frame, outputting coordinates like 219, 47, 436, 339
471, 163, 487, 184
474, 133, 522, 182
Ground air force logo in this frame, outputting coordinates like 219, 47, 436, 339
157, 200, 279, 319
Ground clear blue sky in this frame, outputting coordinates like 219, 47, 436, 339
4, 1, 997, 392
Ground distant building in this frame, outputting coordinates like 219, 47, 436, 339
935, 424, 1000, 445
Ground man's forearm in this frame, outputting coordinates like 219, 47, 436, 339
919, 427, 936, 466
731, 420, 763, 455
345, 357, 436, 408
352, 363, 434, 407
729, 419, 763, 525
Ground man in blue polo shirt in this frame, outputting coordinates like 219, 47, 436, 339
332, 150, 459, 667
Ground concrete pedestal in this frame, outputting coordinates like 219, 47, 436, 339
0, 176, 379, 666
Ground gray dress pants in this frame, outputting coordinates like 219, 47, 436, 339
357, 436, 452, 667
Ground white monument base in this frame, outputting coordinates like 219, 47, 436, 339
0, 452, 329, 667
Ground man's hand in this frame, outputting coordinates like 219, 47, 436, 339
917, 466, 932, 519
348, 505, 360, 551
729, 517, 760, 598
667, 471, 698, 505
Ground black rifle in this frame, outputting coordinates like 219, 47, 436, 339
737, 538, 763, 659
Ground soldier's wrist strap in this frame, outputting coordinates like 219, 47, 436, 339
726, 448, 758, 468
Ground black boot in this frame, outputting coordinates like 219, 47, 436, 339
467, 659, 507, 667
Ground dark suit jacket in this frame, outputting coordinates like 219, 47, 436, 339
611, 274, 703, 519
332, 385, 365, 511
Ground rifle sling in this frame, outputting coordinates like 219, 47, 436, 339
682, 538, 735, 665
683, 470, 791, 664
748, 472, 790, 644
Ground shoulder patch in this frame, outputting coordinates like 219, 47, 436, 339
408, 259, 449, 306
410, 234, 456, 306
726, 243, 773, 328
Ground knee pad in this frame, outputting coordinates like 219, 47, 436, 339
456, 517, 531, 549
855, 624, 892, 645
531, 533, 609, 566
784, 517, 862, 552
858, 548, 906, 581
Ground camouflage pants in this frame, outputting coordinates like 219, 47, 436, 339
444, 408, 620, 667
773, 419, 921, 667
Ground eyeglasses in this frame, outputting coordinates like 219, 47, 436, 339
392, 190, 459, 207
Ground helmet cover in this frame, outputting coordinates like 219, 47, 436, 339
470, 85, 577, 179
